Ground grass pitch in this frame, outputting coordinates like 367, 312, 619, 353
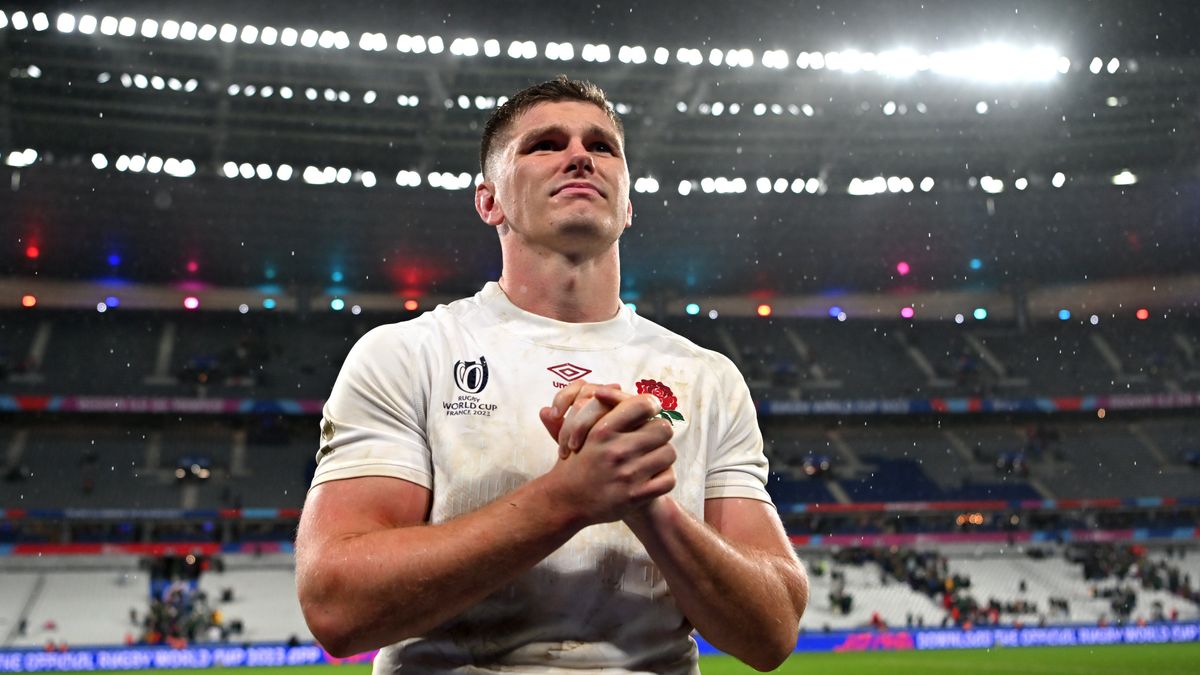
88, 642, 1200, 674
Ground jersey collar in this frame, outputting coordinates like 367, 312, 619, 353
477, 282, 636, 350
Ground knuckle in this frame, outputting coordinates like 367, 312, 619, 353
591, 425, 615, 443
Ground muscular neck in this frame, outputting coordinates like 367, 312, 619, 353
497, 242, 622, 324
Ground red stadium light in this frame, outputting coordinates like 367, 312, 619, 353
1135, 308, 1149, 320
25, 245, 40, 259
896, 261, 910, 276
757, 303, 772, 317
186, 260, 199, 274
183, 296, 200, 310
900, 306, 915, 319
21, 294, 37, 308
404, 299, 419, 311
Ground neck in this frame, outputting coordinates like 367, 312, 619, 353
497, 244, 622, 323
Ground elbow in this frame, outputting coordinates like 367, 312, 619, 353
299, 588, 354, 657
744, 636, 795, 673
749, 561, 808, 671
297, 569, 366, 658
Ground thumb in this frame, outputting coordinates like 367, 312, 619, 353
539, 406, 564, 447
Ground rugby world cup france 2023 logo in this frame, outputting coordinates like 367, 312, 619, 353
454, 356, 489, 394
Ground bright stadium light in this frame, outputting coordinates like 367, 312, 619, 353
56, 13, 76, 33
1111, 169, 1137, 186
140, 18, 158, 38
929, 44, 1062, 82
980, 176, 1004, 194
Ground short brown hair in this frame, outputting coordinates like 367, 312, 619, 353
479, 75, 624, 178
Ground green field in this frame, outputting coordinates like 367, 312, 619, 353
89, 643, 1200, 674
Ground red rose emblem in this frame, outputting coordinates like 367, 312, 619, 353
636, 379, 684, 424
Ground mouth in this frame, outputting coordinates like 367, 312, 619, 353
552, 182, 605, 198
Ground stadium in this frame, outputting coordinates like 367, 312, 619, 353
0, 0, 1198, 672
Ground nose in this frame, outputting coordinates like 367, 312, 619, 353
564, 141, 594, 175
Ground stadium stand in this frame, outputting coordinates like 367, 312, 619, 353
7, 312, 1199, 401
2, 544, 1195, 648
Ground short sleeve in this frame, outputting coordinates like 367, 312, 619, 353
704, 356, 773, 504
310, 324, 434, 490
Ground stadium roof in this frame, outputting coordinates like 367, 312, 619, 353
2, 0, 1198, 304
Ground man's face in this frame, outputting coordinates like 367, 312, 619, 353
481, 100, 631, 256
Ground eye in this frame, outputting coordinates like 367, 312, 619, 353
592, 141, 614, 153
530, 139, 556, 152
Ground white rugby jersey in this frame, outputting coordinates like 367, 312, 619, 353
313, 282, 771, 674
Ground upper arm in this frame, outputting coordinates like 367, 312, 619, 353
296, 476, 431, 565
705, 497, 809, 612
704, 497, 793, 558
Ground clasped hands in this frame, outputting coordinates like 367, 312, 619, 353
536, 380, 677, 527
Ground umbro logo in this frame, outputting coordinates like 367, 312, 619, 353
548, 363, 591, 388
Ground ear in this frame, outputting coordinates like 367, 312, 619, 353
624, 198, 633, 229
475, 180, 506, 227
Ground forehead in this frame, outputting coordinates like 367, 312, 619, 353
506, 100, 620, 143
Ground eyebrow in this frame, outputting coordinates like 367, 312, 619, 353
515, 123, 622, 151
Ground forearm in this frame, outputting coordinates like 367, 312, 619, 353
625, 498, 807, 671
296, 477, 580, 656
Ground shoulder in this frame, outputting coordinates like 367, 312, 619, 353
632, 314, 741, 379
349, 296, 480, 357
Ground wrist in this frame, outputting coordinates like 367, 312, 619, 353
523, 473, 589, 535
624, 496, 676, 535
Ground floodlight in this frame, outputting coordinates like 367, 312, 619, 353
1111, 170, 1136, 186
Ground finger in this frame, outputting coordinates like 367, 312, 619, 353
539, 406, 563, 446
624, 442, 677, 482
558, 385, 627, 454
592, 386, 634, 406
550, 379, 593, 419
562, 396, 617, 457
591, 393, 666, 434
632, 465, 677, 502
